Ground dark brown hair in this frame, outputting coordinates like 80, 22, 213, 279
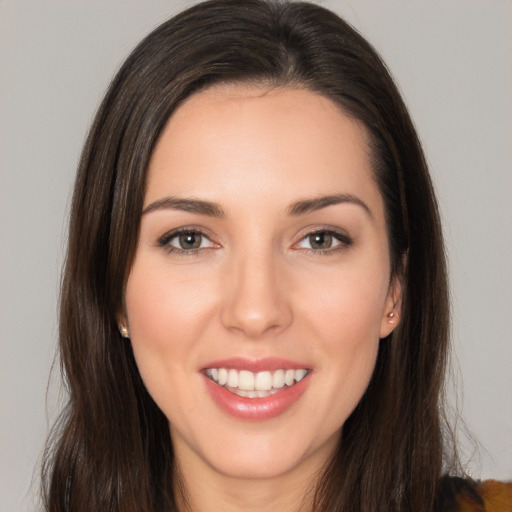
42, 1, 456, 510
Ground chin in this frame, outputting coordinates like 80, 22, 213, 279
194, 424, 339, 482
207, 446, 310, 480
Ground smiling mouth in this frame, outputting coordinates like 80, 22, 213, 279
204, 368, 310, 398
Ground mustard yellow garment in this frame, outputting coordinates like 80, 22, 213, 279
456, 480, 512, 512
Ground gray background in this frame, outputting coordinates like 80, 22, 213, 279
1, 1, 511, 510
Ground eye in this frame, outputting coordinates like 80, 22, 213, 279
173, 231, 206, 250
158, 228, 217, 254
295, 229, 352, 253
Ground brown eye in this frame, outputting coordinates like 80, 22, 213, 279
295, 229, 352, 253
309, 232, 333, 250
158, 229, 216, 253
178, 232, 202, 249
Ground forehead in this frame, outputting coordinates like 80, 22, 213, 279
145, 85, 382, 216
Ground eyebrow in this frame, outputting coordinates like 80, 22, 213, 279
142, 196, 225, 217
288, 194, 372, 217
142, 193, 371, 218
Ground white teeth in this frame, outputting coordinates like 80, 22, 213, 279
294, 369, 307, 382
255, 371, 272, 391
230, 388, 280, 398
218, 368, 228, 386
206, 367, 309, 396
284, 369, 295, 386
238, 370, 255, 390
227, 369, 238, 387
272, 369, 285, 388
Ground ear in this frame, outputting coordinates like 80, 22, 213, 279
379, 269, 404, 340
116, 311, 130, 339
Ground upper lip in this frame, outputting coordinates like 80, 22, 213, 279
202, 357, 311, 373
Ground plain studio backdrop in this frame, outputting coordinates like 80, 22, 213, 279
0, 1, 511, 511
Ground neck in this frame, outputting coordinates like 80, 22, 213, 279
175, 474, 315, 512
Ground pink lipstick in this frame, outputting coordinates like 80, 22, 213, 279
201, 358, 312, 421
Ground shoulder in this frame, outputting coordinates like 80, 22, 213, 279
436, 476, 512, 512
456, 479, 512, 512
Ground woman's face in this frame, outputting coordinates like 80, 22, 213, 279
121, 85, 400, 482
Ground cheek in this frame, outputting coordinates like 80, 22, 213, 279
300, 260, 389, 343
313, 274, 383, 377
123, 259, 225, 431
295, 262, 387, 418
124, 260, 217, 377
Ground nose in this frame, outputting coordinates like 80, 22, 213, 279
220, 250, 293, 339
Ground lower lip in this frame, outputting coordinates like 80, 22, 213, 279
203, 373, 311, 421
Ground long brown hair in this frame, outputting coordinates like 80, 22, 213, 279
42, 1, 456, 510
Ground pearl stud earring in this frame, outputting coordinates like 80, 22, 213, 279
119, 324, 129, 338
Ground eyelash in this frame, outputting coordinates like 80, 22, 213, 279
294, 228, 353, 255
157, 227, 353, 256
157, 227, 217, 256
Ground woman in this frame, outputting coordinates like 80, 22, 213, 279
41, 1, 510, 511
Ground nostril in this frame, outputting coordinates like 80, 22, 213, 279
220, 291, 292, 339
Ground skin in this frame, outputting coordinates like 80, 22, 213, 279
120, 85, 401, 511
